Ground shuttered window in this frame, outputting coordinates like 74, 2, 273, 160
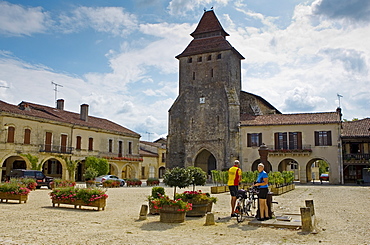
88, 138, 93, 151
289, 132, 302, 149
24, 129, 31, 144
76, 136, 81, 150
275, 132, 288, 150
247, 133, 262, 147
314, 131, 332, 146
7, 126, 15, 143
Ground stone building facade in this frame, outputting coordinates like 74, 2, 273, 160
0, 99, 142, 181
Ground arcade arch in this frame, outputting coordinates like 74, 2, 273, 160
306, 158, 330, 183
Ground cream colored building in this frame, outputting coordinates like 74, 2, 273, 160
0, 99, 142, 181
139, 139, 166, 179
240, 110, 342, 184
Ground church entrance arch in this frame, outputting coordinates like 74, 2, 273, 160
194, 149, 216, 176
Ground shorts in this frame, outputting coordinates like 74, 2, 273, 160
258, 188, 268, 199
229, 185, 238, 197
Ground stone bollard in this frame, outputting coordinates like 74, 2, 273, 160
305, 200, 315, 216
300, 207, 313, 233
139, 204, 148, 220
204, 212, 215, 226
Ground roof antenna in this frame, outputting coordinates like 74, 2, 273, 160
51, 81, 63, 106
146, 131, 153, 142
337, 93, 343, 108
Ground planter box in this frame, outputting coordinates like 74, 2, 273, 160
185, 200, 209, 217
211, 186, 225, 194
52, 198, 106, 211
159, 205, 186, 223
271, 187, 282, 196
0, 193, 28, 204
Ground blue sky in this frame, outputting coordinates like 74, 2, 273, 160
0, 0, 369, 141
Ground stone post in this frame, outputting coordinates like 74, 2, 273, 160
300, 207, 313, 233
204, 212, 215, 226
258, 143, 270, 172
139, 204, 148, 220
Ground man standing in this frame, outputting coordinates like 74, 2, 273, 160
228, 160, 242, 217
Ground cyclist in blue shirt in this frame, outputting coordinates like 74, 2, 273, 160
254, 163, 269, 221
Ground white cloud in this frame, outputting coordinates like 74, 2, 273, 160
58, 6, 138, 36
0, 1, 50, 36
167, 0, 229, 16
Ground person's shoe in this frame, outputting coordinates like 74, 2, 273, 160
264, 217, 271, 220
257, 218, 265, 221
231, 213, 239, 217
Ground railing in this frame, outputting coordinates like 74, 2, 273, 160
266, 145, 312, 153
344, 153, 370, 161
99, 152, 143, 161
39, 144, 73, 154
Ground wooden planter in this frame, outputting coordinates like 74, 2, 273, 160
159, 205, 186, 223
52, 198, 106, 211
185, 200, 209, 217
211, 186, 225, 194
0, 193, 28, 204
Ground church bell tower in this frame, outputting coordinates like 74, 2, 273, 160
167, 10, 244, 172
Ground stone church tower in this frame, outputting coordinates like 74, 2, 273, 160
167, 10, 245, 172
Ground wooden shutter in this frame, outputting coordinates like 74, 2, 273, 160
327, 131, 332, 146
88, 138, 93, 151
61, 134, 67, 153
289, 132, 294, 150
297, 132, 302, 149
282, 133, 288, 149
247, 133, 251, 147
7, 126, 15, 143
45, 132, 52, 152
258, 133, 262, 147
76, 136, 81, 150
274, 133, 278, 150
314, 131, 319, 146
24, 129, 31, 144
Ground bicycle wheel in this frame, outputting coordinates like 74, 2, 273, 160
236, 206, 244, 223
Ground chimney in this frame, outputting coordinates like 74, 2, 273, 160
80, 104, 89, 121
336, 107, 342, 121
56, 99, 64, 110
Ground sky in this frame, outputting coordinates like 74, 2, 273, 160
0, 0, 369, 141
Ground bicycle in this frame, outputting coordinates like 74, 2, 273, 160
234, 187, 259, 223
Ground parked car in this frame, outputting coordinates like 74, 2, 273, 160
94, 175, 125, 187
319, 173, 329, 182
8, 169, 53, 189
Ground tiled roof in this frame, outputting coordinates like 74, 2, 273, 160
241, 112, 341, 126
0, 100, 140, 137
139, 149, 158, 157
190, 10, 229, 37
140, 140, 163, 148
342, 118, 370, 137
176, 36, 244, 59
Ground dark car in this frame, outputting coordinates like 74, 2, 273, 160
319, 173, 329, 182
8, 169, 53, 189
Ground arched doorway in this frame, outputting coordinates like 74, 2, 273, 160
251, 159, 272, 173
194, 149, 216, 176
306, 158, 330, 183
278, 158, 299, 180
1, 156, 27, 181
159, 166, 166, 178
43, 158, 63, 179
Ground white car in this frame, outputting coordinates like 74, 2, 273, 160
94, 175, 125, 186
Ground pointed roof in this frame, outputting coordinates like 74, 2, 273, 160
176, 10, 244, 59
190, 10, 229, 38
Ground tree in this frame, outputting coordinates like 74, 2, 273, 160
163, 167, 191, 199
21, 153, 40, 170
187, 166, 207, 191
63, 157, 79, 181
85, 156, 109, 177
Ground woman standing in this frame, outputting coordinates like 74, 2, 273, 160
254, 163, 269, 221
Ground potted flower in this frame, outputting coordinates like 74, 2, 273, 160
0, 182, 31, 203
151, 195, 192, 223
9, 178, 37, 191
51, 179, 76, 189
146, 177, 160, 186
102, 179, 120, 188
175, 190, 215, 217
49, 187, 108, 211
148, 186, 165, 214
127, 178, 142, 187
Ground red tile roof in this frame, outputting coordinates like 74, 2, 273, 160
241, 112, 341, 126
342, 118, 370, 137
139, 149, 158, 157
0, 100, 140, 137
190, 10, 229, 37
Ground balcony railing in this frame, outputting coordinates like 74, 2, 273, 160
266, 145, 312, 154
39, 144, 73, 154
99, 152, 143, 161
344, 153, 370, 161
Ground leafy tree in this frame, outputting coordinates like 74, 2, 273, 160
20, 153, 40, 170
83, 166, 98, 181
318, 160, 329, 175
187, 166, 207, 191
163, 167, 191, 199
63, 157, 79, 181
85, 156, 109, 176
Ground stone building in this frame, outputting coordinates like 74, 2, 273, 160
0, 99, 142, 181
167, 10, 279, 172
139, 139, 166, 179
